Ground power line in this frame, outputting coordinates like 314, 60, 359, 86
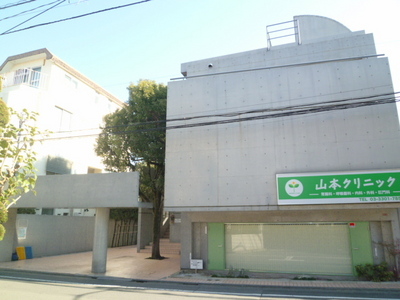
0, 0, 89, 23
0, 0, 64, 23
2, 0, 66, 34
39, 92, 400, 140
106, 95, 400, 135
31, 89, 374, 137
0, 0, 38, 10
30, 91, 400, 139
0, 0, 152, 36
101, 92, 400, 130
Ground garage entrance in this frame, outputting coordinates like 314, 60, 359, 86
225, 223, 353, 275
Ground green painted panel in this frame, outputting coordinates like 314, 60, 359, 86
349, 222, 373, 274
207, 223, 225, 270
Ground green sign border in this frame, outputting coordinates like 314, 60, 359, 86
276, 170, 400, 205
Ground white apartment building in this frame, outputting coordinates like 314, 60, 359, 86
0, 48, 125, 216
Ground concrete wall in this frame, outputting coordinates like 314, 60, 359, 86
0, 172, 141, 262
170, 212, 181, 243
165, 16, 400, 212
15, 214, 96, 257
2, 215, 134, 259
295, 15, 353, 43
165, 16, 400, 272
16, 172, 140, 208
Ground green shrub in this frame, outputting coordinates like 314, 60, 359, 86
0, 206, 7, 224
211, 268, 249, 278
294, 275, 317, 280
0, 224, 5, 241
0, 99, 10, 127
17, 208, 36, 214
355, 262, 394, 282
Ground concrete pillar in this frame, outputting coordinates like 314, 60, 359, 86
180, 212, 192, 269
136, 207, 153, 253
92, 208, 110, 273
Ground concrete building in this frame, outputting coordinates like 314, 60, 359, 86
165, 15, 400, 275
0, 48, 125, 216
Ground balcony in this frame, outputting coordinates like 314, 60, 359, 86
1, 68, 47, 89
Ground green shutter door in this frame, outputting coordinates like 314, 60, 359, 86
349, 222, 373, 274
208, 223, 225, 270
224, 223, 353, 274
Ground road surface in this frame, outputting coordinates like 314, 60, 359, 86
1, 269, 400, 300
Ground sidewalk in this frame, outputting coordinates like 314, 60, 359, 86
0, 245, 180, 280
0, 245, 400, 290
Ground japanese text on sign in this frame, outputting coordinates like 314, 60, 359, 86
276, 170, 400, 205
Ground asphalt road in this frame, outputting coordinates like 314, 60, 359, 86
1, 269, 400, 300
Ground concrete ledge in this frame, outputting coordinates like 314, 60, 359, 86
16, 172, 139, 208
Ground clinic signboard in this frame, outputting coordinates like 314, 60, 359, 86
277, 170, 400, 205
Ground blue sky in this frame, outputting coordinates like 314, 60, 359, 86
1, 0, 399, 102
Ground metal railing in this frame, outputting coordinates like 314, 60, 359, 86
266, 19, 301, 50
1, 68, 47, 89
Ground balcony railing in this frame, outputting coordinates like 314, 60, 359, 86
1, 68, 47, 89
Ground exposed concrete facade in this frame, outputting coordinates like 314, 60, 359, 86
14, 214, 96, 257
15, 173, 140, 209
1, 214, 135, 259
165, 16, 400, 275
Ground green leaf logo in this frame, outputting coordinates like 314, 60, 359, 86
285, 179, 303, 197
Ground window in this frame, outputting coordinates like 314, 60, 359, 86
54, 106, 72, 132
30, 67, 41, 87
13, 69, 29, 85
41, 208, 54, 215
13, 67, 42, 88
65, 74, 78, 89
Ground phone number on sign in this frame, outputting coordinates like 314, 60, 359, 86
359, 196, 400, 202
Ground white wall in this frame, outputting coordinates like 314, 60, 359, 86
0, 51, 124, 175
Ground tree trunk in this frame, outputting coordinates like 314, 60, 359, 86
151, 194, 163, 259
111, 220, 117, 247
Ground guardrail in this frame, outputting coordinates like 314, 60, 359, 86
266, 19, 301, 50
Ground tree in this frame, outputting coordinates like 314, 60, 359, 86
0, 98, 10, 127
0, 101, 42, 241
95, 80, 167, 259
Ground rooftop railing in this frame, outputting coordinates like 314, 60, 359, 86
266, 19, 301, 50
